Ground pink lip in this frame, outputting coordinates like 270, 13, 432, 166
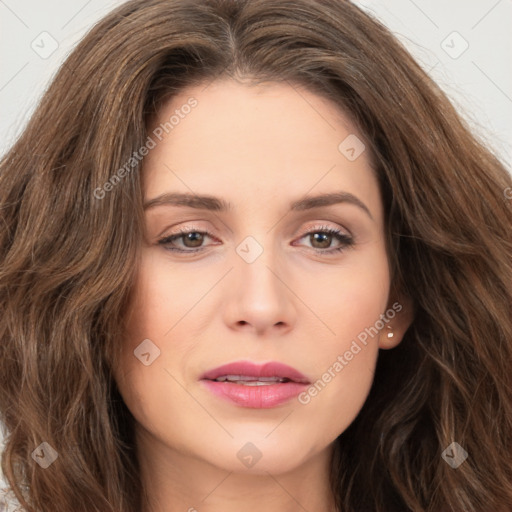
199, 360, 310, 409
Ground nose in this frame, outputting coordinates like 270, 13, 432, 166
222, 238, 297, 337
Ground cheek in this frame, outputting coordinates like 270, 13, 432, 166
124, 251, 200, 339
300, 344, 378, 446
291, 244, 389, 431
294, 295, 383, 444
293, 239, 390, 346
112, 249, 209, 406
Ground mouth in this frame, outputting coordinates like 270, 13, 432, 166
199, 361, 310, 408
207, 375, 295, 385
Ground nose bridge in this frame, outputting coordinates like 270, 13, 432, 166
234, 231, 283, 295
223, 227, 296, 333
230, 199, 280, 271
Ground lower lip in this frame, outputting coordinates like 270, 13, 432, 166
200, 380, 309, 408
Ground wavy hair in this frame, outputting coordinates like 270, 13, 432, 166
1, 0, 511, 510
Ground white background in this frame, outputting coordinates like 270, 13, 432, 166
1, 0, 511, 483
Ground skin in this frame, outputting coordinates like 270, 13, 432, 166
112, 78, 413, 512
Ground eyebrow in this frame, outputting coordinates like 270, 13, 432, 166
143, 191, 373, 220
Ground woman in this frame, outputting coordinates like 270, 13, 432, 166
1, 0, 511, 511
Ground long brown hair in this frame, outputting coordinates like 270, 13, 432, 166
1, 0, 511, 510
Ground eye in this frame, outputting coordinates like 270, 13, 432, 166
157, 227, 217, 253
157, 224, 354, 255
293, 224, 354, 254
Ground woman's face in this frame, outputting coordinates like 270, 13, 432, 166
112, 78, 406, 475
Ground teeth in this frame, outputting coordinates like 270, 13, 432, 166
213, 375, 289, 384
235, 381, 279, 386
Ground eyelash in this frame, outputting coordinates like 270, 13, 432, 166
157, 225, 354, 255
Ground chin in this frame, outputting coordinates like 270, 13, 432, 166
196, 433, 322, 475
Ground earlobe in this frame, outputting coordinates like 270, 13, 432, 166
378, 294, 415, 349
378, 324, 398, 349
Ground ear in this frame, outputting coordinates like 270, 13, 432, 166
378, 291, 415, 350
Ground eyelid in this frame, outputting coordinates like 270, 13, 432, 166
299, 220, 352, 238
160, 220, 351, 238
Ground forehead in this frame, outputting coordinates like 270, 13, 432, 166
143, 79, 380, 219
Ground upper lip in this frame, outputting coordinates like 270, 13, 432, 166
200, 360, 310, 384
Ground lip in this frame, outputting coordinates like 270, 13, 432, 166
200, 361, 310, 383
199, 360, 311, 409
